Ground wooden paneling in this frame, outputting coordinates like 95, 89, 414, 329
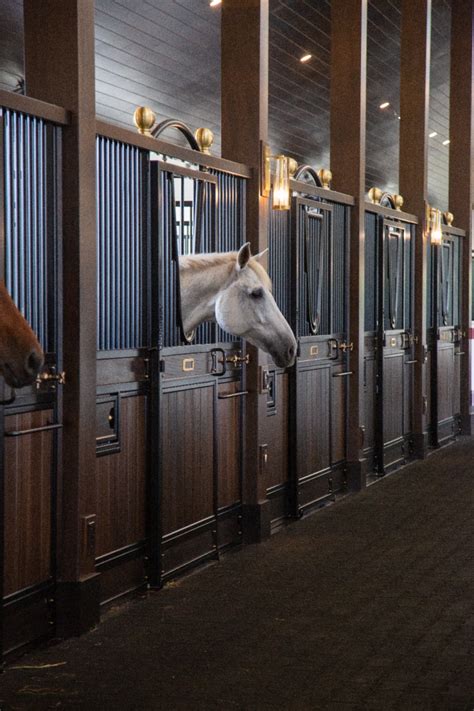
383, 353, 405, 443
3, 410, 54, 597
297, 365, 330, 479
262, 372, 289, 491
161, 384, 214, 535
96, 395, 147, 558
217, 380, 241, 510
331, 366, 346, 464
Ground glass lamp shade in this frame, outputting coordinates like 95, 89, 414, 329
272, 155, 290, 210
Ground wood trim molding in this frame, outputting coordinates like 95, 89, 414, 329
290, 179, 355, 206
0, 89, 69, 125
399, 0, 431, 456
330, 0, 368, 486
96, 120, 252, 178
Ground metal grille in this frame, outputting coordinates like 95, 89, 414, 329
212, 171, 246, 344
297, 202, 331, 337
268, 208, 291, 322
162, 168, 245, 347
3, 109, 58, 353
96, 136, 147, 351
364, 212, 378, 332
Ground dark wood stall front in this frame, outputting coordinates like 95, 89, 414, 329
363, 200, 417, 477
0, 103, 64, 657
268, 174, 353, 522
428, 222, 465, 447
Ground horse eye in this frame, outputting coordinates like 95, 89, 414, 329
250, 287, 264, 299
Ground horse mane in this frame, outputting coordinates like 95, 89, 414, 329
179, 251, 272, 290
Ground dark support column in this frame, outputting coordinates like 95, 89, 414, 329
399, 0, 431, 457
221, 0, 271, 540
24, 0, 99, 633
330, 0, 367, 489
449, 0, 473, 435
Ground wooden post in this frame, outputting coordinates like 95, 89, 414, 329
449, 0, 473, 435
23, 0, 99, 633
221, 0, 271, 539
399, 0, 431, 457
330, 0, 368, 488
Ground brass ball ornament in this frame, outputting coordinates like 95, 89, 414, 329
368, 186, 383, 204
318, 168, 333, 189
287, 157, 299, 177
393, 194, 404, 211
133, 106, 156, 136
195, 127, 214, 154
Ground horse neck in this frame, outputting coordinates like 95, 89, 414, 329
179, 254, 235, 334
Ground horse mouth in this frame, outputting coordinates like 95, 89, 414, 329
1, 363, 35, 389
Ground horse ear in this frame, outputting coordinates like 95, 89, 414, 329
253, 248, 269, 264
237, 242, 252, 270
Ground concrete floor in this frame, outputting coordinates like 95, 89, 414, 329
1, 438, 473, 710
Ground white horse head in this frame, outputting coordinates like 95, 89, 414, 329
179, 243, 297, 368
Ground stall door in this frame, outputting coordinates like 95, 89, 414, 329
291, 197, 349, 515
154, 162, 245, 583
375, 220, 415, 472
430, 231, 462, 445
1, 111, 62, 657
95, 138, 152, 604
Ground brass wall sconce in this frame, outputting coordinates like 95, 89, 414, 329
427, 205, 443, 245
261, 142, 293, 210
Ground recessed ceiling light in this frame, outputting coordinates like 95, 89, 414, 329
442, 139, 450, 145
379, 101, 390, 109
300, 54, 312, 63
209, 0, 221, 6
429, 131, 438, 138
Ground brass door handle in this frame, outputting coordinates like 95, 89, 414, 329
36, 369, 66, 389
226, 353, 250, 367
338, 342, 353, 352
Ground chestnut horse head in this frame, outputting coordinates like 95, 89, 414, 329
0, 281, 44, 389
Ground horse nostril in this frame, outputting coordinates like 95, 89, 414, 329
26, 349, 44, 376
288, 346, 295, 360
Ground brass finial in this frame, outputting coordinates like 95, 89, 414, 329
393, 194, 404, 211
288, 157, 298, 177
318, 168, 332, 190
443, 211, 454, 226
195, 128, 214, 155
133, 106, 156, 136
368, 187, 383, 204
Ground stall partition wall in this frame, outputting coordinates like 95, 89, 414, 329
0, 107, 63, 657
428, 225, 464, 447
95, 140, 249, 598
268, 182, 352, 525
364, 206, 417, 476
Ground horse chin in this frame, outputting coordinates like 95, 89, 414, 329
271, 351, 296, 369
0, 362, 37, 389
